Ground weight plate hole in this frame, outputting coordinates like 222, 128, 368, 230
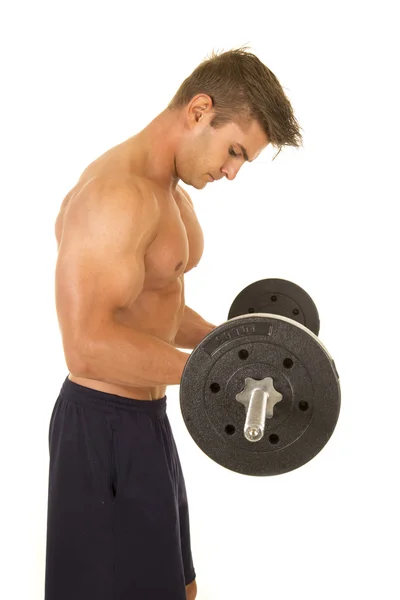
225, 425, 236, 436
238, 349, 249, 360
298, 400, 309, 411
271, 295, 277, 302
269, 434, 279, 444
293, 308, 300, 315
283, 358, 294, 369
210, 383, 220, 393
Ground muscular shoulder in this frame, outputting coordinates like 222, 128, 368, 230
59, 174, 160, 247
67, 175, 158, 221
85, 174, 157, 205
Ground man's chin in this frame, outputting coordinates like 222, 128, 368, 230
179, 173, 208, 190
186, 178, 207, 190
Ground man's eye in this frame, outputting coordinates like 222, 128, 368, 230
229, 148, 240, 157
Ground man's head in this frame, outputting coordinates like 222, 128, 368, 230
168, 47, 303, 188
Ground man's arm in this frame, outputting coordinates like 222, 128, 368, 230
174, 305, 217, 350
55, 177, 190, 387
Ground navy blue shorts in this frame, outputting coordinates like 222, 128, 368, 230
45, 377, 196, 599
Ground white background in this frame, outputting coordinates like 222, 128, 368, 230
1, 1, 399, 598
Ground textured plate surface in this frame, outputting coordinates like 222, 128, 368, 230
180, 314, 340, 476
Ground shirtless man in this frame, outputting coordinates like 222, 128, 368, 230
45, 48, 302, 600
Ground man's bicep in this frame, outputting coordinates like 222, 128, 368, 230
55, 182, 158, 363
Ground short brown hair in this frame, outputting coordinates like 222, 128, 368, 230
168, 46, 303, 159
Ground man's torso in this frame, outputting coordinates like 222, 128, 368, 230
55, 138, 204, 399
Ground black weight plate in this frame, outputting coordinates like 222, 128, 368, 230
180, 314, 340, 476
228, 279, 320, 336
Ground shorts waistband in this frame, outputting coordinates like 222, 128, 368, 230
60, 376, 167, 416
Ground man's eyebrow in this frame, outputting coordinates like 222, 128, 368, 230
238, 144, 251, 162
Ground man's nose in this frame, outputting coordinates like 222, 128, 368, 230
221, 164, 241, 181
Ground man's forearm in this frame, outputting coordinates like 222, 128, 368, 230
174, 305, 217, 350
71, 321, 190, 387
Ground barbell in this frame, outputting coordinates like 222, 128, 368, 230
180, 279, 340, 476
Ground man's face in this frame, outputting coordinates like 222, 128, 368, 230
177, 114, 269, 189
